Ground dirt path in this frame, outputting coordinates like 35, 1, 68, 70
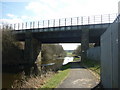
56, 62, 100, 89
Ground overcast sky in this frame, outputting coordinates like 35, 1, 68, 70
0, 0, 119, 50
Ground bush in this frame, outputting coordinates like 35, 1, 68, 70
2, 26, 24, 65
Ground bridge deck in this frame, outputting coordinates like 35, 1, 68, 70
13, 23, 110, 43
6, 13, 117, 43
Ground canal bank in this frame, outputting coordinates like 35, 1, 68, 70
2, 57, 73, 88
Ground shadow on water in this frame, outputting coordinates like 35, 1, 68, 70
2, 58, 64, 88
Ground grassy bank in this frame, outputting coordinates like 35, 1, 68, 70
40, 64, 70, 88
81, 59, 100, 75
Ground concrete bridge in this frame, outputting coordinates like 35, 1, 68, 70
5, 13, 117, 75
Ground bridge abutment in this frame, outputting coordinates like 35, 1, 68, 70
24, 31, 41, 75
81, 28, 89, 61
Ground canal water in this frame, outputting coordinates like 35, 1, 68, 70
63, 57, 74, 65
2, 57, 73, 88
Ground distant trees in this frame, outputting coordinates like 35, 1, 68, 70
41, 44, 66, 62
73, 43, 95, 56
73, 45, 81, 56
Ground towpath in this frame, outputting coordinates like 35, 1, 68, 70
56, 61, 100, 89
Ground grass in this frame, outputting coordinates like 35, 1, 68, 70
39, 64, 70, 89
81, 59, 100, 75
66, 52, 73, 56
73, 57, 81, 61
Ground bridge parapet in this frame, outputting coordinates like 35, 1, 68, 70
12, 23, 111, 34
2, 13, 117, 30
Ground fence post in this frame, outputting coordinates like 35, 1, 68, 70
88, 16, 90, 24
30, 22, 32, 29
94, 16, 95, 24
38, 21, 39, 28
43, 20, 44, 28
26, 22, 27, 29
108, 14, 110, 23
48, 20, 49, 27
10, 24, 12, 29
59, 19, 60, 26
33, 21, 35, 28
81, 17, 83, 25
53, 19, 55, 27
22, 23, 24, 29
18, 23, 19, 30
65, 18, 66, 26
77, 17, 79, 25
101, 15, 103, 24
14, 24, 16, 30
71, 18, 72, 26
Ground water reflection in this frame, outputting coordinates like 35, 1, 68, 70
63, 57, 74, 65
2, 57, 73, 88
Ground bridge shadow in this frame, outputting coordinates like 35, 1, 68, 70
60, 61, 102, 89
60, 61, 85, 71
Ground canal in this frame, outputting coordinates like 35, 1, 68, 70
2, 57, 74, 88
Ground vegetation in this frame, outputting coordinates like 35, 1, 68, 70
40, 64, 70, 88
73, 45, 81, 56
2, 25, 67, 88
2, 26, 24, 65
73, 43, 95, 56
73, 57, 81, 61
81, 59, 100, 75
42, 44, 66, 63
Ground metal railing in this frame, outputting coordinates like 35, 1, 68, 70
1, 13, 118, 30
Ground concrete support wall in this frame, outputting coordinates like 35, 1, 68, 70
24, 31, 41, 75
81, 28, 89, 61
87, 46, 100, 61
101, 15, 120, 88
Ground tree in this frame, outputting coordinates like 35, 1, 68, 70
2, 25, 24, 65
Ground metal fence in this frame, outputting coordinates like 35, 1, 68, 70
1, 13, 118, 30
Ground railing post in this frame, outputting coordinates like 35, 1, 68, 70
94, 16, 95, 24
30, 22, 32, 29
101, 15, 103, 24
22, 23, 24, 29
38, 21, 39, 28
88, 16, 90, 24
43, 20, 44, 28
14, 24, 16, 30
108, 14, 110, 23
81, 17, 83, 25
10, 24, 12, 29
71, 18, 72, 26
53, 19, 55, 27
77, 17, 79, 25
26, 22, 27, 29
59, 19, 60, 26
48, 20, 49, 27
18, 23, 19, 30
33, 21, 35, 28
65, 18, 66, 26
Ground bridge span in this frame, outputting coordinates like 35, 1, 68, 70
9, 13, 117, 43
3, 13, 117, 75
14, 23, 110, 43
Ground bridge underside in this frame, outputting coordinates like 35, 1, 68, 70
15, 28, 106, 43
12, 23, 110, 75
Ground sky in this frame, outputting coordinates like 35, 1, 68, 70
0, 0, 119, 50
